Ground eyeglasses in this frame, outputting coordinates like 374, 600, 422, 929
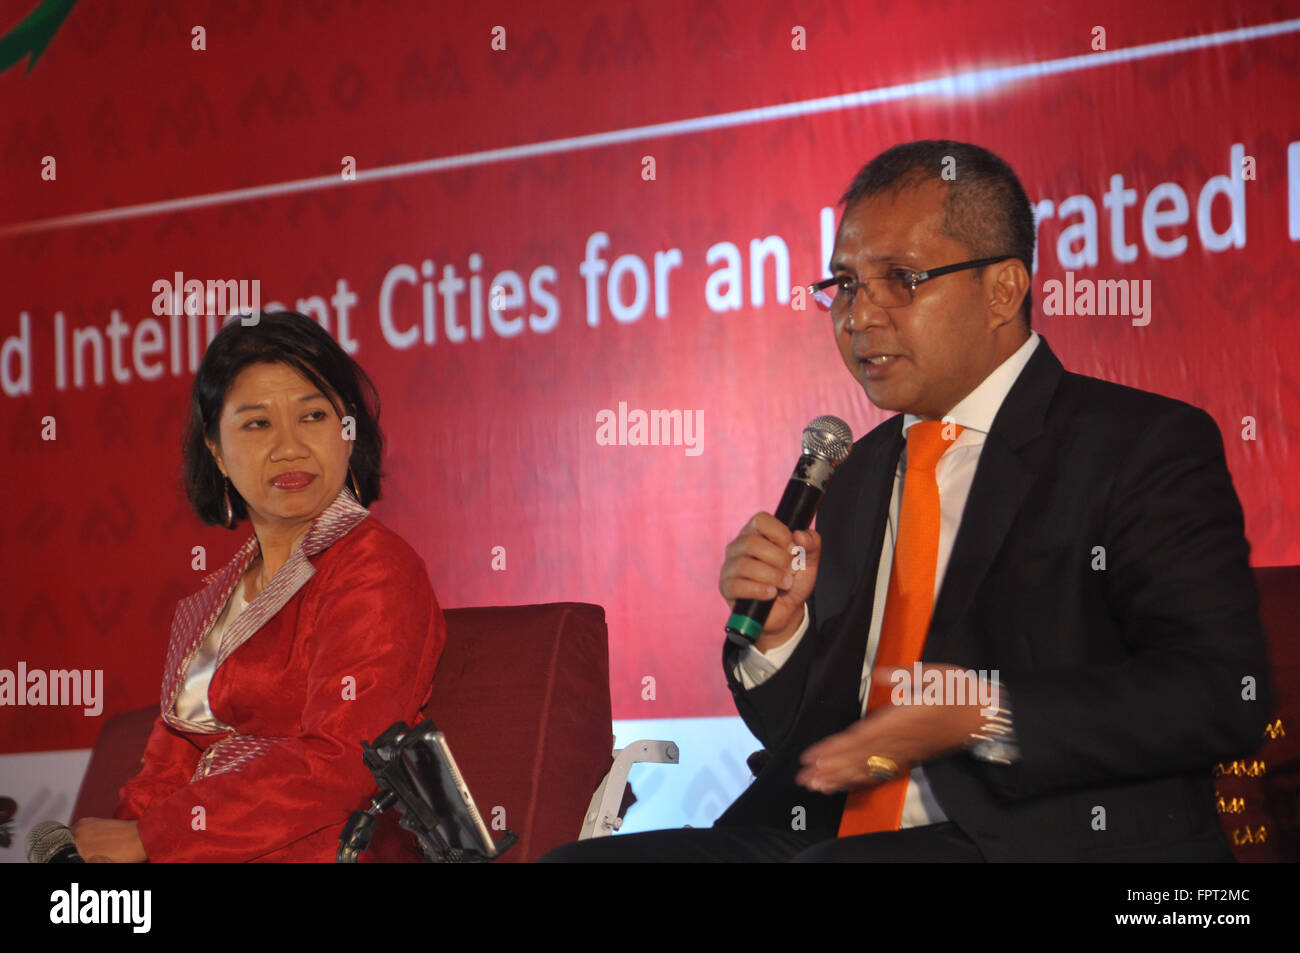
808, 256, 1014, 312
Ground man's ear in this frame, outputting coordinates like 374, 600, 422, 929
986, 258, 1029, 329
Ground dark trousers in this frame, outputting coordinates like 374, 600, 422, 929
537, 821, 985, 862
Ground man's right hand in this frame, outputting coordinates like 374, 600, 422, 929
718, 512, 821, 654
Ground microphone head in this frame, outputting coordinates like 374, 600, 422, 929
26, 820, 75, 863
802, 415, 853, 466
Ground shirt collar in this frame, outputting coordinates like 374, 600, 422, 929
299, 485, 370, 557
201, 485, 369, 587
901, 330, 1040, 438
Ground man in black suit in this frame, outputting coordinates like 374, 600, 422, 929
541, 139, 1270, 862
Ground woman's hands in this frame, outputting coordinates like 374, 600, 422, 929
70, 818, 147, 863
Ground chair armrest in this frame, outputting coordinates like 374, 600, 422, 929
578, 740, 679, 839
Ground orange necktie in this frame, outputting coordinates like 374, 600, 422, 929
838, 419, 964, 837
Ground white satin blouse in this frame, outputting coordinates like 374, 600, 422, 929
172, 578, 251, 728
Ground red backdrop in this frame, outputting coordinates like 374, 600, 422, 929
2, 0, 1298, 754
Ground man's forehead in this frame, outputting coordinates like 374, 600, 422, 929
841, 182, 945, 228
829, 248, 923, 269
831, 222, 935, 268
832, 186, 950, 265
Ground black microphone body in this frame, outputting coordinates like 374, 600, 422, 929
725, 416, 852, 646
46, 842, 86, 863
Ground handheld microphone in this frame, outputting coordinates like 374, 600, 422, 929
725, 415, 853, 646
26, 821, 86, 863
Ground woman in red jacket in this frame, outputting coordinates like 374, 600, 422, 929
72, 311, 446, 862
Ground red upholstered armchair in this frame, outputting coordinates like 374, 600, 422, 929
73, 602, 629, 863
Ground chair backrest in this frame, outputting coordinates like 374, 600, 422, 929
73, 602, 614, 864
421, 602, 613, 863
1218, 566, 1300, 861
73, 706, 158, 823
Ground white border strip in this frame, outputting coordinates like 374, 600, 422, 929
3, 17, 1298, 238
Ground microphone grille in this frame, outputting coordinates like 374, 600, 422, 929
26, 820, 74, 864
803, 415, 854, 465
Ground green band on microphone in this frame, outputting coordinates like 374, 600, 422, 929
725, 613, 764, 642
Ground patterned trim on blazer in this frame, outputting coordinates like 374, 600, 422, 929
160, 487, 370, 749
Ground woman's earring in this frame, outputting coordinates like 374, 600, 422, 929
349, 467, 362, 503
223, 477, 234, 529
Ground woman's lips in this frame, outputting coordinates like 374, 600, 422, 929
271, 472, 315, 491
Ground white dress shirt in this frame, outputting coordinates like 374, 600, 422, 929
734, 331, 1041, 828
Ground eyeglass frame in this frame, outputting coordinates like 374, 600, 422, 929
808, 255, 1016, 311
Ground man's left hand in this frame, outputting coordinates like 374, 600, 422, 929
796, 663, 992, 794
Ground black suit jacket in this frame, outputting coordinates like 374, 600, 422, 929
718, 335, 1272, 861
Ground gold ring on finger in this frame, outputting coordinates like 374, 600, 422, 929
866, 754, 900, 781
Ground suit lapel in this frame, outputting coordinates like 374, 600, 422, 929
214, 488, 370, 666
923, 336, 1064, 660
160, 488, 370, 733
849, 419, 904, 609
814, 419, 903, 708
161, 535, 260, 733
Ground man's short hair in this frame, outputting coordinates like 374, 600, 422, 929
839, 140, 1035, 328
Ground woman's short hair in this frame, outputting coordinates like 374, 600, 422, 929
182, 311, 384, 528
